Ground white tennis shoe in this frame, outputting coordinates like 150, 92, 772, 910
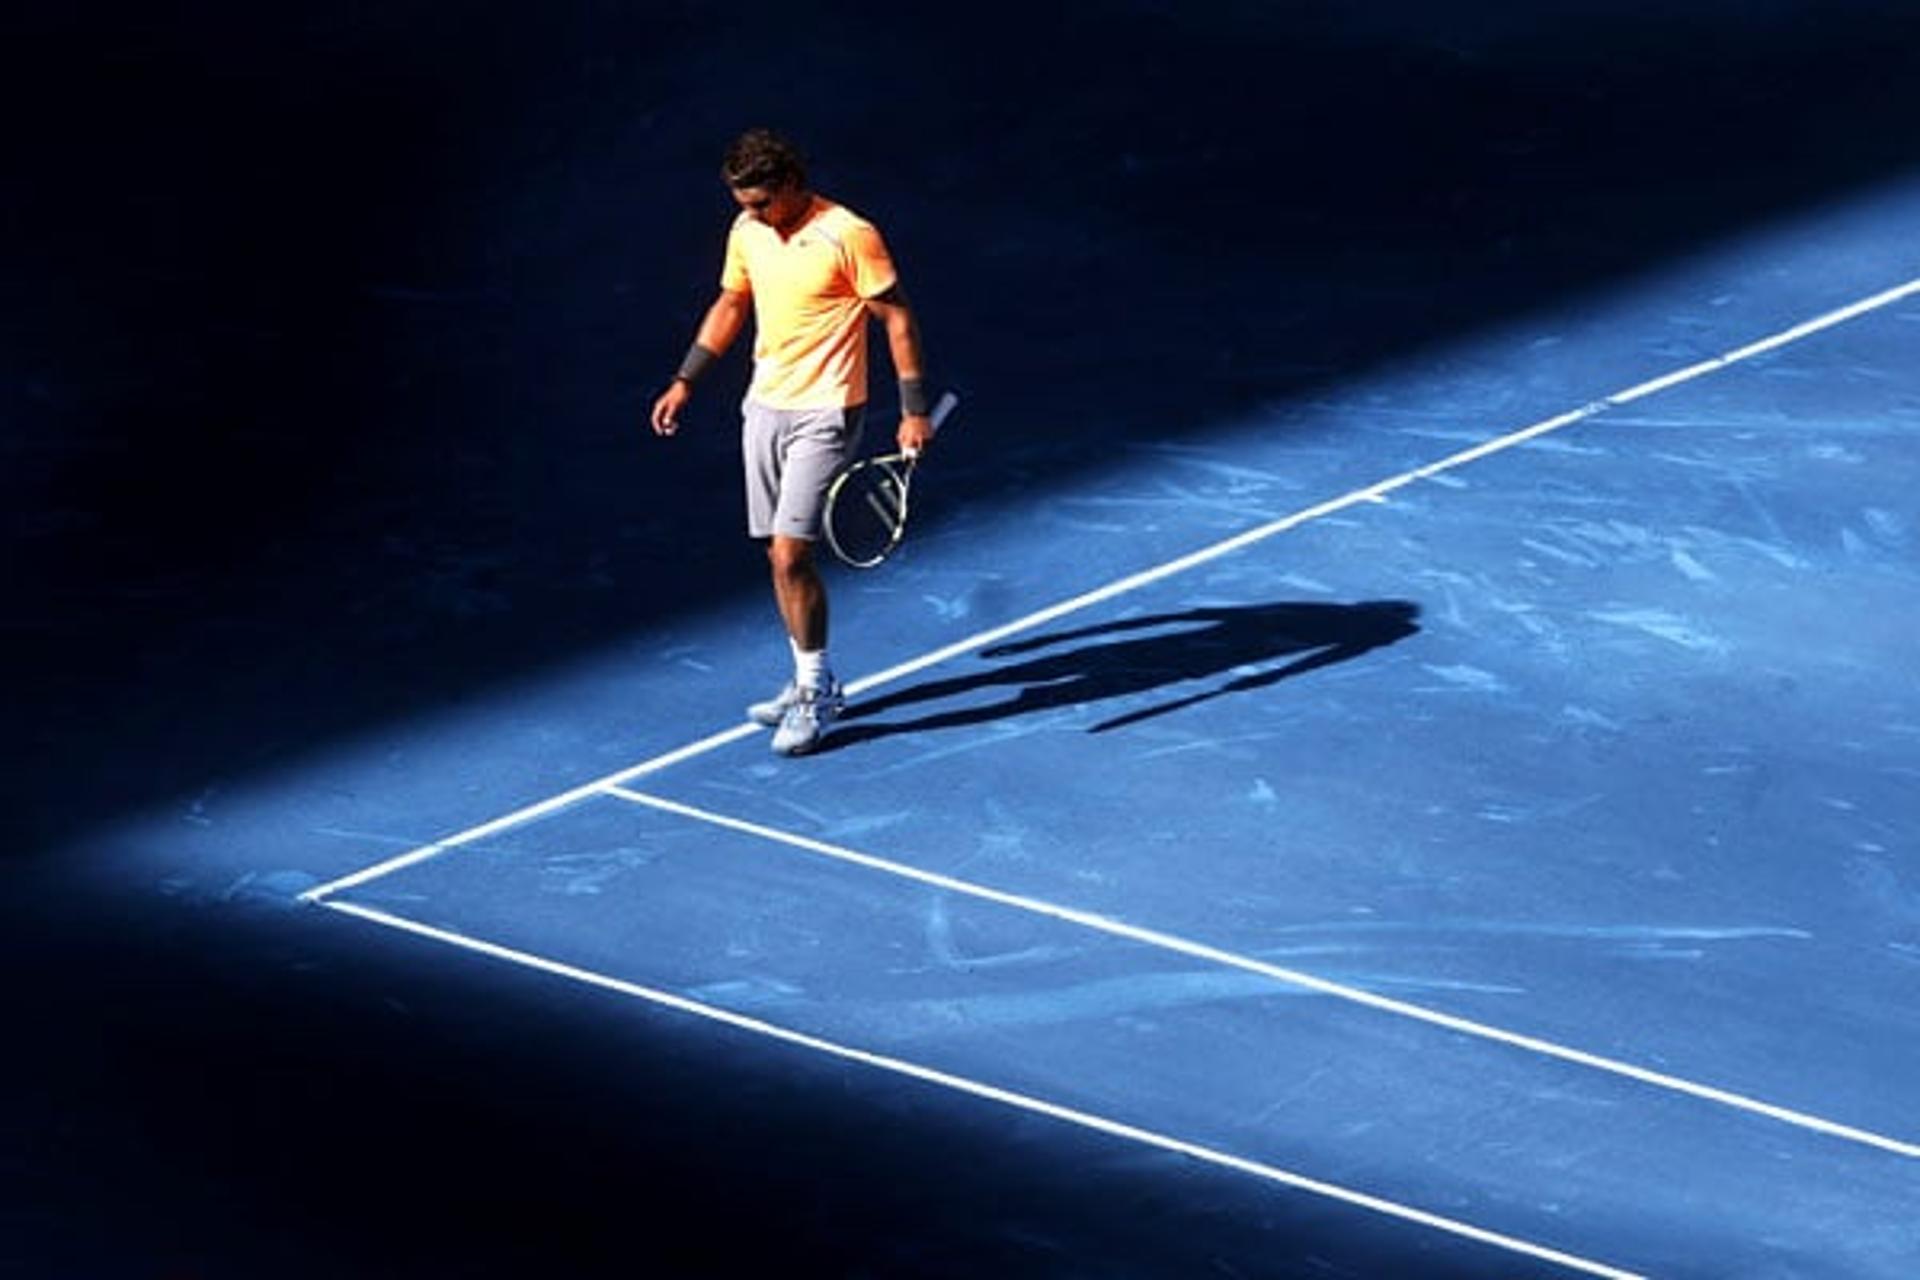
750, 678, 845, 726
770, 683, 841, 756
747, 680, 801, 727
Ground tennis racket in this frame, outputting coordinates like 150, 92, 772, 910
823, 390, 958, 568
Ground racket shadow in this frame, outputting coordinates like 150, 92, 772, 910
825, 599, 1420, 751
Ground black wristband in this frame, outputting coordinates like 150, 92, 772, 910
899, 377, 931, 417
675, 343, 719, 384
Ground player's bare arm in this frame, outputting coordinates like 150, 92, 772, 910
865, 284, 934, 455
651, 288, 751, 435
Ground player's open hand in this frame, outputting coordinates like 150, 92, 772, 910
651, 381, 691, 436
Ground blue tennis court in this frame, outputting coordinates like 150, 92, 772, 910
11, 5, 1920, 1277
287, 213, 1920, 1276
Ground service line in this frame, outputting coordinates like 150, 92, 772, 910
605, 785, 1920, 1161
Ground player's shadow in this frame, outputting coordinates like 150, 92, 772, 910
830, 599, 1420, 748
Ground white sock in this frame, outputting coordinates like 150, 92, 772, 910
791, 638, 830, 691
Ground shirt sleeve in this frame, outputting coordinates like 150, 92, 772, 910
720, 218, 752, 294
842, 222, 899, 300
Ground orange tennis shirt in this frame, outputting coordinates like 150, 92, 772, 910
720, 196, 899, 410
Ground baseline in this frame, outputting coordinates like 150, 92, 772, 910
312, 894, 1645, 1280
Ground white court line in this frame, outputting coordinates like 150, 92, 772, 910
607, 785, 1920, 1162
301, 271, 1920, 907
299, 722, 759, 900
312, 895, 1645, 1280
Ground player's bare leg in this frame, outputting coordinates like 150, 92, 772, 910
768, 535, 827, 652
764, 535, 840, 754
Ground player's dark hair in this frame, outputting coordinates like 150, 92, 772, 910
722, 128, 807, 191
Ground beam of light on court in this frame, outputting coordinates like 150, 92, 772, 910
108, 170, 1920, 1279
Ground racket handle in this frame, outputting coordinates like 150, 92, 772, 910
905, 391, 957, 460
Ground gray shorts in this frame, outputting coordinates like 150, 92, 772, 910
742, 399, 866, 540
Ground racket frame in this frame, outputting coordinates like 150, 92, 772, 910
823, 452, 916, 568
821, 391, 958, 569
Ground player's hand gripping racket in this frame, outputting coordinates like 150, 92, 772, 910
823, 391, 958, 568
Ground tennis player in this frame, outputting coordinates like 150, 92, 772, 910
651, 129, 935, 755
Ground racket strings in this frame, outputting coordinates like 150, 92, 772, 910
826, 457, 912, 567
861, 474, 905, 525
